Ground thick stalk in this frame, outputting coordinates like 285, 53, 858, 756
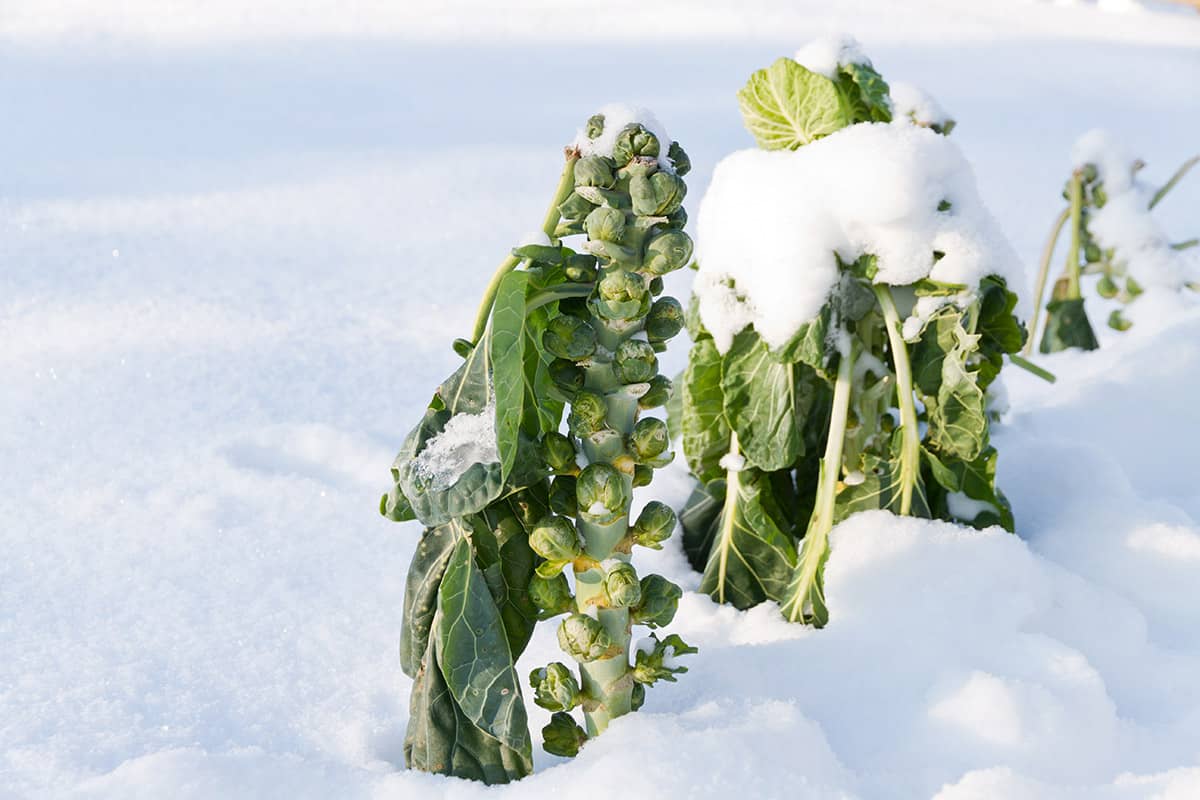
714, 432, 741, 605
784, 342, 856, 624
469, 154, 579, 344
1065, 171, 1084, 300
1024, 207, 1070, 356
873, 285, 920, 516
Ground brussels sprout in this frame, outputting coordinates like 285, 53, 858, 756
629, 417, 670, 463
530, 662, 582, 712
584, 206, 626, 244
648, 276, 665, 297
1125, 275, 1144, 298
667, 141, 691, 176
541, 432, 578, 474
574, 155, 617, 189
530, 572, 574, 619
542, 712, 588, 757
645, 296, 685, 342
612, 124, 660, 164
631, 682, 646, 711
665, 206, 688, 231
631, 574, 682, 628
598, 267, 647, 304
603, 561, 642, 608
569, 390, 609, 437
559, 190, 596, 222
549, 475, 578, 517
543, 314, 598, 361
630, 500, 676, 549
632, 464, 653, 488
565, 253, 599, 283
631, 172, 687, 217
643, 230, 694, 276
576, 463, 630, 524
1096, 273, 1119, 299
614, 339, 658, 384
558, 613, 618, 662
1108, 309, 1133, 331
631, 633, 696, 685
1081, 163, 1099, 184
1093, 185, 1108, 208
585, 114, 605, 140
451, 337, 473, 358
530, 515, 582, 563
550, 358, 585, 397
1084, 242, 1102, 263
638, 375, 672, 410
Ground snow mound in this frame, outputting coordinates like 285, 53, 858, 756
793, 33, 871, 79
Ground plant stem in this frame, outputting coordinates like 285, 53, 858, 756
1150, 154, 1198, 209
469, 153, 579, 344
784, 340, 856, 624
1008, 353, 1056, 383
1023, 207, 1070, 356
714, 432, 741, 606
873, 285, 920, 516
1065, 171, 1084, 300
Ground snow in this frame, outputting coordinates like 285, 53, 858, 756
411, 400, 498, 490
793, 33, 871, 79
695, 124, 1023, 351
718, 451, 745, 472
573, 104, 677, 172
4, 1, 1200, 799
890, 80, 954, 130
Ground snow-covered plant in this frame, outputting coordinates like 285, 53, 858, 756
381, 108, 694, 782
677, 40, 1035, 626
1027, 131, 1198, 352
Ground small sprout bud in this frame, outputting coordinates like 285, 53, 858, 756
631, 633, 697, 685
541, 432, 578, 474
643, 230, 694, 276
614, 339, 658, 384
565, 253, 598, 283
585, 114, 605, 140
612, 124, 660, 164
530, 515, 582, 563
1108, 309, 1133, 331
559, 191, 596, 222
569, 390, 609, 437
529, 572, 574, 619
631, 574, 682, 628
575, 155, 617, 189
576, 463, 630, 525
1096, 273, 1119, 299
549, 475, 578, 517
603, 561, 642, 608
667, 141, 691, 176
549, 359, 584, 400
639, 375, 672, 409
558, 613, 617, 662
451, 337, 474, 358
632, 464, 653, 487
1081, 163, 1099, 184
592, 268, 650, 321
1125, 275, 1144, 298
1084, 242, 1102, 263
542, 711, 588, 757
584, 205, 626, 244
630, 501, 676, 549
530, 662, 582, 712
543, 314, 597, 361
630, 417, 670, 463
649, 276, 665, 296
1093, 185, 1108, 208
666, 206, 688, 230
645, 296, 685, 342
631, 682, 646, 711
630, 171, 687, 217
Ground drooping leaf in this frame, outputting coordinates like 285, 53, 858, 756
771, 310, 829, 371
737, 57, 852, 151
679, 478, 726, 573
721, 330, 803, 472
681, 338, 731, 484
1039, 297, 1099, 354
975, 275, 1025, 390
472, 492, 545, 657
436, 535, 531, 758
400, 522, 459, 677
927, 326, 988, 463
910, 306, 960, 397
697, 468, 798, 609
923, 446, 1014, 532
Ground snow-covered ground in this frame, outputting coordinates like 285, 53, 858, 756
3, 1, 1199, 798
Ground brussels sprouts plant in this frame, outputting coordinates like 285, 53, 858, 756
1026, 142, 1198, 353
382, 109, 694, 782
677, 45, 1042, 627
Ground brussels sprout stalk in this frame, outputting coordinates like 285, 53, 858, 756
873, 285, 920, 515
1023, 207, 1070, 357
1064, 170, 1084, 300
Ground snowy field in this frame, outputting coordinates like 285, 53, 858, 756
3, 1, 1200, 798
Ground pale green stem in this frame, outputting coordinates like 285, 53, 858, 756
873, 285, 920, 516
469, 154, 579, 344
1024, 207, 1070, 356
714, 432, 741, 606
1150, 155, 1198, 209
1065, 171, 1084, 300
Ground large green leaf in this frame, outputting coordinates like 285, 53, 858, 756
471, 494, 543, 658
490, 271, 529, 481
721, 330, 804, 472
927, 327, 988, 463
737, 57, 852, 151
697, 468, 798, 609
975, 275, 1025, 390
436, 535, 531, 757
924, 446, 1014, 532
837, 61, 892, 123
681, 338, 731, 484
1039, 297, 1099, 354
680, 478, 726, 573
400, 522, 459, 677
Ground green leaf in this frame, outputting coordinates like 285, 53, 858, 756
491, 271, 529, 482
924, 446, 1014, 532
400, 523, 459, 677
436, 535, 532, 758
737, 57, 852, 151
680, 478, 726, 574
910, 307, 959, 397
697, 468, 798, 609
681, 338, 731, 484
1038, 297, 1099, 354
472, 496, 543, 658
928, 326, 988, 463
836, 61, 892, 123
721, 330, 804, 472
770, 312, 829, 370
975, 275, 1025, 390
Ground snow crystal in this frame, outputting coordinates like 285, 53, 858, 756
889, 80, 953, 130
411, 400, 499, 489
718, 451, 745, 472
793, 33, 870, 79
660, 645, 679, 669
696, 123, 1024, 352
573, 103, 676, 172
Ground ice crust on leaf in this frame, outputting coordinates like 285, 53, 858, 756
793, 33, 871, 79
573, 103, 676, 173
695, 123, 1024, 352
412, 400, 499, 490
